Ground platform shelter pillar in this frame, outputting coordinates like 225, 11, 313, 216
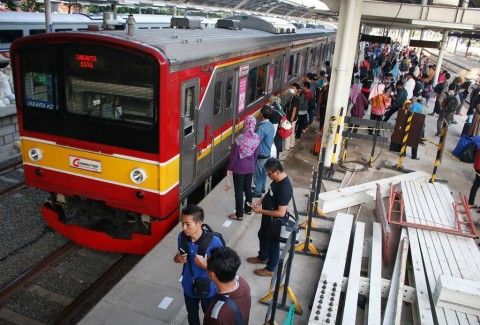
323, 0, 363, 168
433, 31, 449, 86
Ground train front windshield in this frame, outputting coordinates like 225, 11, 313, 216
18, 43, 160, 153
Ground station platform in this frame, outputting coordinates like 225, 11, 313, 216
78, 50, 480, 324
79, 149, 321, 324
79, 93, 480, 324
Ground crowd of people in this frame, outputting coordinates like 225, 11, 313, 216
349, 42, 480, 160
355, 42, 480, 211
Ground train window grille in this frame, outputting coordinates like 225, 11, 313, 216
214, 81, 222, 116
65, 77, 154, 125
60, 45, 156, 126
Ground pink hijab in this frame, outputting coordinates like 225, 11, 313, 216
235, 115, 260, 159
350, 84, 361, 104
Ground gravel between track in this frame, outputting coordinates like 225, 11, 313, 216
0, 185, 69, 289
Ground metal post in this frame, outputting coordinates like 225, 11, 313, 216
331, 107, 344, 164
430, 122, 448, 183
369, 120, 381, 167
268, 258, 284, 324
303, 169, 317, 254
44, 0, 53, 33
397, 111, 413, 169
316, 148, 326, 198
433, 31, 449, 87
282, 228, 298, 307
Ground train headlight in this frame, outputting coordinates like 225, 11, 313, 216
130, 168, 147, 184
28, 148, 43, 162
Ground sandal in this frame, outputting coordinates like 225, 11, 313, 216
228, 214, 243, 221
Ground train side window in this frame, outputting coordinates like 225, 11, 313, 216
225, 77, 233, 109
213, 81, 222, 115
288, 55, 294, 79
20, 47, 59, 111
29, 29, 46, 35
55, 29, 73, 32
0, 30, 23, 44
295, 53, 302, 76
247, 63, 267, 105
273, 59, 281, 92
183, 86, 195, 124
23, 72, 57, 111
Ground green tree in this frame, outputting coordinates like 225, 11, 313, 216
3, 0, 44, 11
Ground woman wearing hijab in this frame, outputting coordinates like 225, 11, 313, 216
349, 83, 368, 133
227, 115, 260, 221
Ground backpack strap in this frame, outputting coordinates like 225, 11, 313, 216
197, 231, 214, 256
217, 295, 243, 325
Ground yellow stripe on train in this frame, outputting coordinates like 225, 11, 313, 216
21, 138, 179, 194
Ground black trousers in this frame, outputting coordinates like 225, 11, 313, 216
469, 170, 480, 205
233, 173, 253, 218
383, 106, 399, 122
368, 113, 383, 134
295, 114, 308, 139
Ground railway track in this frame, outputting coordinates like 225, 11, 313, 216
0, 159, 25, 198
0, 241, 141, 324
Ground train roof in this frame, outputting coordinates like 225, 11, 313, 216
0, 11, 94, 24
73, 26, 334, 69
12, 15, 335, 69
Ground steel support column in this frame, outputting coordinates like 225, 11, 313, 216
323, 0, 363, 167
433, 31, 449, 87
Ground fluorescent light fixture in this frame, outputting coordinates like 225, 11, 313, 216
411, 20, 473, 30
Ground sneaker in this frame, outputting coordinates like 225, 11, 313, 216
254, 268, 274, 277
435, 132, 440, 136
247, 256, 268, 264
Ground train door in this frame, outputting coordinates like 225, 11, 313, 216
180, 79, 199, 193
211, 70, 236, 167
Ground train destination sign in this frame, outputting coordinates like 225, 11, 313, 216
75, 54, 98, 69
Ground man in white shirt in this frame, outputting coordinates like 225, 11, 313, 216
404, 73, 415, 100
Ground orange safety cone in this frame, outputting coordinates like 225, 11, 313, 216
311, 132, 322, 156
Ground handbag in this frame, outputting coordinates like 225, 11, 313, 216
192, 277, 211, 297
268, 211, 297, 242
278, 116, 293, 138
273, 108, 293, 139
188, 252, 211, 297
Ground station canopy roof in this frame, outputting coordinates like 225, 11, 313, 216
81, 0, 340, 20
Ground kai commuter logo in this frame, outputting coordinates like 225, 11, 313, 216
69, 156, 102, 173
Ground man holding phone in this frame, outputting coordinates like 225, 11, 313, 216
173, 205, 223, 325
247, 158, 293, 277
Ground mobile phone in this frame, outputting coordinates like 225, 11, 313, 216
179, 248, 186, 254
246, 202, 253, 207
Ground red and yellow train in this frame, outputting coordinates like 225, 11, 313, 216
11, 16, 336, 254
